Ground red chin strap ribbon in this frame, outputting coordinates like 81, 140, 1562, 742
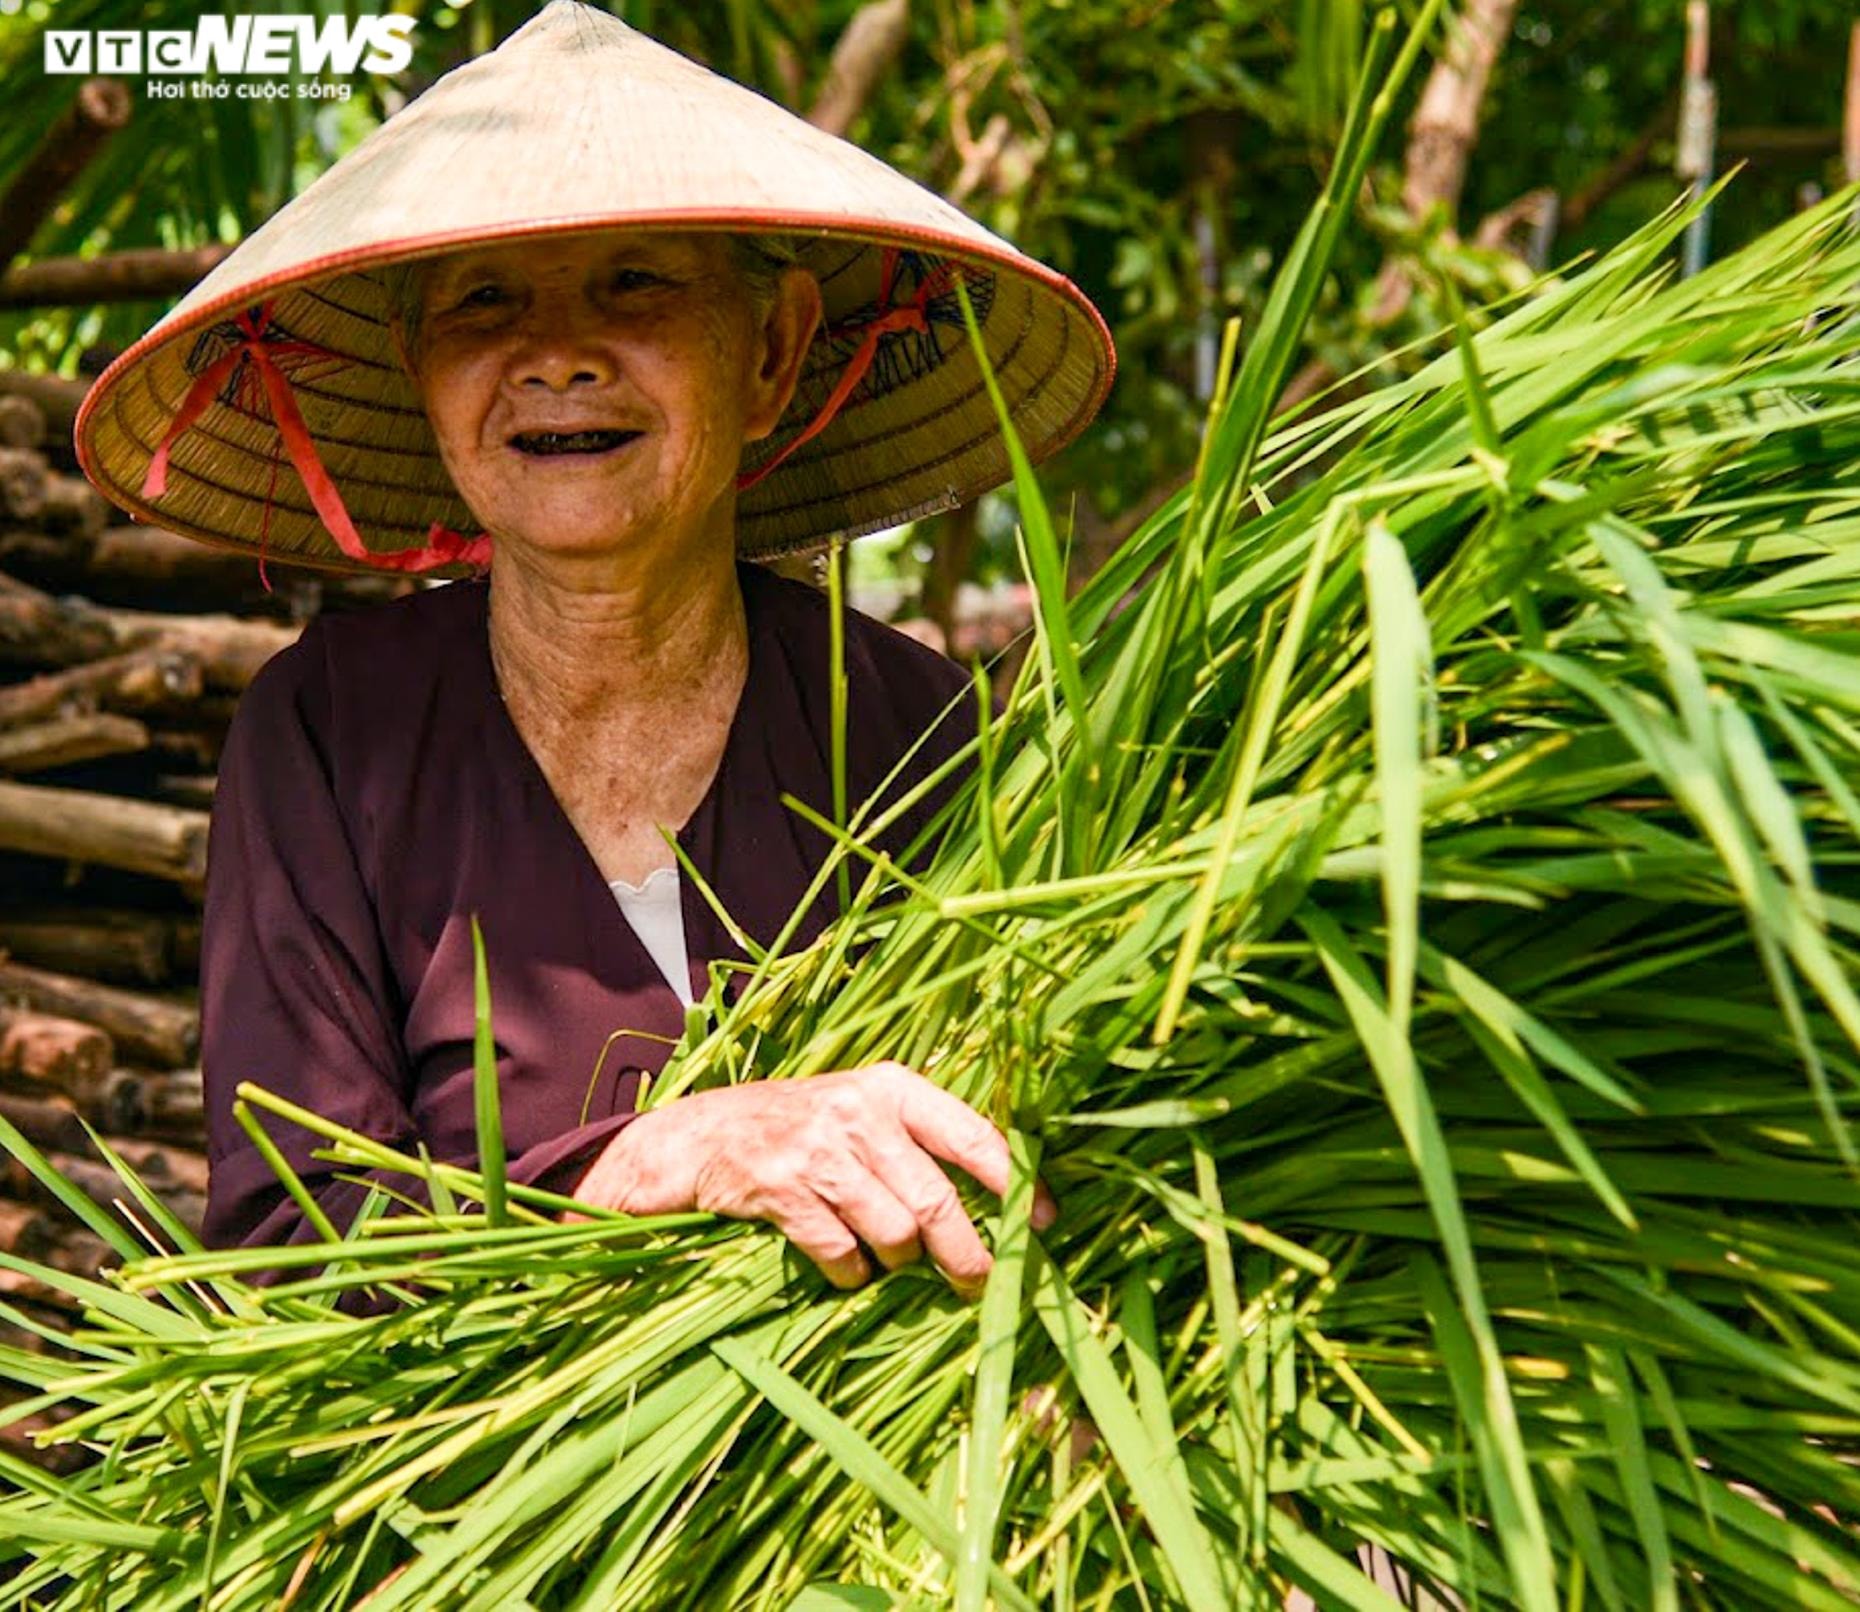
734, 246, 964, 496
141, 300, 491, 588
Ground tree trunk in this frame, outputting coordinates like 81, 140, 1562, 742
919, 503, 981, 646
1277, 2, 1520, 416
1401, 0, 1522, 228
808, 0, 910, 137
0, 79, 133, 275
0, 245, 233, 312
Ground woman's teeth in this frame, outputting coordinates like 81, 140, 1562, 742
512, 430, 637, 456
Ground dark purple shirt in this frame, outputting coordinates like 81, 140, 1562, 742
201, 561, 980, 1252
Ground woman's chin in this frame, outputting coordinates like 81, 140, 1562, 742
489, 518, 705, 567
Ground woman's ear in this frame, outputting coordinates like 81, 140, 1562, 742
742, 268, 823, 444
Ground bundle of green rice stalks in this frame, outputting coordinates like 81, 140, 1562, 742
6, 15, 1860, 1608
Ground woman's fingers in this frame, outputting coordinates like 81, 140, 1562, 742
886, 1065, 1060, 1229
817, 1166, 924, 1275
772, 1188, 874, 1290
862, 1137, 993, 1294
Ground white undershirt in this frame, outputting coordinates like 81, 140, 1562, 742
608, 865, 694, 1007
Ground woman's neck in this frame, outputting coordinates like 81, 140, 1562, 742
485, 544, 747, 729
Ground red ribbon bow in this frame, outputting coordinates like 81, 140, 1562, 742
735, 246, 963, 495
141, 301, 491, 585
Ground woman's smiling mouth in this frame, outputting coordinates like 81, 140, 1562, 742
508, 429, 643, 458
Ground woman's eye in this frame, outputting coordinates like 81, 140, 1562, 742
458, 284, 505, 308
612, 270, 662, 291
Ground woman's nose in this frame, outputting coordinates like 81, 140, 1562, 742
507, 296, 618, 390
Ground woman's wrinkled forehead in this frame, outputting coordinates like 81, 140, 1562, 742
421, 230, 722, 295
384, 230, 779, 379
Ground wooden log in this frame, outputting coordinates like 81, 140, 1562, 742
153, 774, 216, 810
0, 1091, 91, 1154
0, 395, 46, 449
0, 1006, 113, 1087
0, 960, 198, 1068
0, 371, 88, 446
0, 1407, 91, 1475
0, 1265, 74, 1310
75, 1067, 147, 1135
145, 726, 223, 771
0, 1198, 55, 1259
0, 79, 133, 274
0, 527, 79, 577
108, 606, 297, 691
171, 914, 200, 974
0, 778, 208, 885
41, 1225, 113, 1280
2, 523, 319, 619
131, 1067, 203, 1140
88, 523, 255, 588
0, 244, 233, 311
37, 472, 108, 538
6, 1062, 146, 1135
2, 1154, 203, 1234
101, 1138, 208, 1196
0, 908, 174, 987
0, 446, 48, 519
0, 648, 204, 729
0, 711, 148, 774
322, 573, 424, 608
0, 571, 297, 688
0, 573, 116, 665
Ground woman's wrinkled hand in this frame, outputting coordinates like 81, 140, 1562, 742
564, 1060, 1059, 1297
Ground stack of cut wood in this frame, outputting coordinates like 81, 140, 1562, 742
0, 362, 419, 1469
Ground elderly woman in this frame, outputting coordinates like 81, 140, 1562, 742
72, 2, 1113, 1297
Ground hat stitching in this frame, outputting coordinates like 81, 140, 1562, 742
747, 300, 1077, 522
812, 250, 997, 410
124, 359, 465, 520
151, 301, 490, 576
737, 246, 996, 494
747, 271, 1041, 491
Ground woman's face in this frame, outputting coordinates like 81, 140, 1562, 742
395, 231, 820, 573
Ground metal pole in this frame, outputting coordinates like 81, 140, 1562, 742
1677, 1, 1716, 278
1194, 199, 1219, 404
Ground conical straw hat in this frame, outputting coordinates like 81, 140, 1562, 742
73, 0, 1116, 577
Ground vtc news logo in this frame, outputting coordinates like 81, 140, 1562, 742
44, 15, 416, 76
